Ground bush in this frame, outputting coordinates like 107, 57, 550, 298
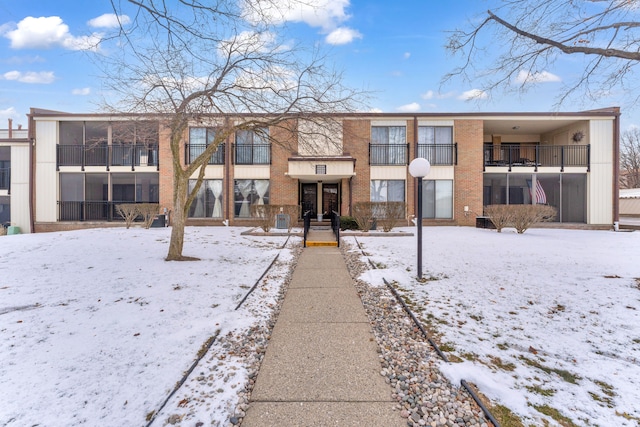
137, 203, 160, 229
376, 202, 406, 232
116, 204, 140, 229
353, 202, 375, 231
484, 204, 557, 233
339, 216, 359, 231
251, 204, 281, 232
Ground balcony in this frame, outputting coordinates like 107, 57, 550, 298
369, 144, 409, 165
484, 144, 590, 172
57, 144, 159, 170
233, 143, 271, 165
416, 143, 457, 166
185, 143, 225, 165
57, 201, 152, 222
0, 167, 9, 190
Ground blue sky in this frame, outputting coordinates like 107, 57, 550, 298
1, 0, 637, 129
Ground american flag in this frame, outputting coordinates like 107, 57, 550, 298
528, 179, 547, 204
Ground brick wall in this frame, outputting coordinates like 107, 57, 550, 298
343, 119, 371, 215
158, 122, 175, 214
453, 119, 484, 226
270, 120, 298, 207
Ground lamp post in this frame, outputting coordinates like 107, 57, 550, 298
409, 157, 431, 279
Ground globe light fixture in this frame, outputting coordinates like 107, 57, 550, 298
408, 157, 431, 279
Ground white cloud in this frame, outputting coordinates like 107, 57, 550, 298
514, 70, 561, 84
396, 102, 420, 113
369, 107, 383, 113
325, 27, 362, 45
458, 89, 488, 101
421, 90, 434, 100
243, 0, 361, 45
422, 90, 455, 100
2, 55, 45, 65
2, 70, 55, 84
403, 52, 411, 59
72, 87, 91, 95
4, 16, 102, 51
0, 107, 21, 122
88, 13, 131, 28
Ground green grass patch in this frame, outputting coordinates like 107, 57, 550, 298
520, 357, 581, 384
497, 342, 509, 350
489, 356, 516, 372
533, 405, 578, 427
525, 385, 556, 397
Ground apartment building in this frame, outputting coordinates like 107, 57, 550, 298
0, 119, 31, 233
21, 107, 619, 233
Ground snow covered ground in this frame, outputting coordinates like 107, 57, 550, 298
2, 225, 639, 426
352, 226, 640, 426
0, 227, 299, 427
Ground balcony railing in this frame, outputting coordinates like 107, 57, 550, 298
484, 144, 590, 172
57, 144, 159, 170
369, 143, 409, 165
233, 144, 271, 165
185, 143, 225, 165
58, 201, 152, 222
0, 167, 9, 190
416, 143, 457, 166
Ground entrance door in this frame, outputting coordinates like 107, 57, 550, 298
322, 183, 339, 216
301, 183, 317, 217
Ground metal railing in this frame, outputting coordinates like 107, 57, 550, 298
57, 144, 159, 169
233, 144, 271, 165
184, 143, 225, 165
416, 143, 457, 165
330, 211, 340, 247
303, 210, 311, 247
57, 201, 153, 222
484, 144, 590, 172
369, 144, 409, 165
0, 167, 9, 190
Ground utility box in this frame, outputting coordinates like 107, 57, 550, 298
275, 214, 289, 229
7, 226, 21, 235
151, 214, 166, 228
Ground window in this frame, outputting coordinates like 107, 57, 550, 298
234, 179, 270, 218
188, 179, 224, 218
423, 180, 453, 219
417, 126, 453, 164
371, 126, 407, 165
235, 128, 270, 164
0, 195, 10, 224
189, 127, 224, 164
370, 180, 405, 202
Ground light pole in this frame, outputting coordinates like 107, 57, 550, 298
409, 157, 431, 279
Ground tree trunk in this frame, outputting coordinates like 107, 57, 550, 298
166, 172, 191, 261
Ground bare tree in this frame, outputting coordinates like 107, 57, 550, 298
621, 128, 640, 188
445, 1, 640, 106
99, 0, 363, 260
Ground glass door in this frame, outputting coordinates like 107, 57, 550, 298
301, 183, 317, 217
322, 183, 339, 216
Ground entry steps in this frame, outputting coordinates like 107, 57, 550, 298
305, 229, 338, 247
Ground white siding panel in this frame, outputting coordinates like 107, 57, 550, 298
370, 166, 406, 180
189, 166, 224, 179
425, 166, 454, 180
35, 120, 59, 223
234, 165, 270, 179
418, 120, 454, 127
588, 120, 614, 225
10, 145, 31, 232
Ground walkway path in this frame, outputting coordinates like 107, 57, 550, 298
241, 237, 403, 426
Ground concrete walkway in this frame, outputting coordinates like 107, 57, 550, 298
241, 236, 403, 426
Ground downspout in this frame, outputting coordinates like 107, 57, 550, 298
225, 117, 231, 224
613, 109, 621, 228
28, 111, 35, 233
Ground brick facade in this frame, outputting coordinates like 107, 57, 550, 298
453, 119, 484, 227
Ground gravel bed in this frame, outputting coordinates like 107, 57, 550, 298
341, 241, 492, 427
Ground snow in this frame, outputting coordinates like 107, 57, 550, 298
350, 226, 640, 426
1, 225, 639, 426
0, 226, 299, 427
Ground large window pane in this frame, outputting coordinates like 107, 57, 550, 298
112, 173, 135, 202
59, 122, 83, 145
370, 180, 405, 202
136, 173, 159, 202
0, 195, 11, 224
483, 174, 507, 205
60, 174, 83, 201
422, 180, 453, 219
188, 179, 222, 218
85, 174, 108, 201
234, 179, 269, 218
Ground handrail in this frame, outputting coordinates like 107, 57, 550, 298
331, 211, 340, 247
303, 210, 311, 247
483, 144, 590, 171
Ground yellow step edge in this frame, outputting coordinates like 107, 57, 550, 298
305, 241, 338, 247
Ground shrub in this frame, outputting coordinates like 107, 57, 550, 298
484, 205, 515, 233
353, 202, 375, 231
251, 204, 281, 232
137, 203, 160, 229
484, 204, 557, 233
339, 216, 359, 231
376, 202, 406, 232
116, 204, 140, 229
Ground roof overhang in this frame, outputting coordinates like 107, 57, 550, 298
286, 155, 356, 181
